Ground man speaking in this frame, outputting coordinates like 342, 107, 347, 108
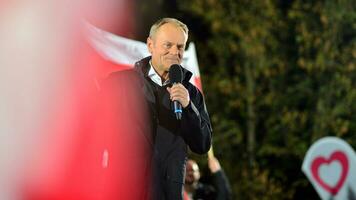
107, 17, 212, 200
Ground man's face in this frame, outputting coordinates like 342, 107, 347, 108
147, 23, 187, 73
185, 160, 200, 185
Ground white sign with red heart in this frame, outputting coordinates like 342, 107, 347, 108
302, 137, 356, 200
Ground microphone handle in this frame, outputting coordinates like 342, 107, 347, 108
174, 100, 182, 120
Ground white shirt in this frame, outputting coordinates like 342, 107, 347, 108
148, 60, 170, 86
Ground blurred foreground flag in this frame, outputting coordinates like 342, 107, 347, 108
0, 0, 152, 199
302, 137, 356, 200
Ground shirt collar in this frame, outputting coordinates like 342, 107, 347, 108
148, 60, 170, 86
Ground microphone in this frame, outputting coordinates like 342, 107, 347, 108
169, 64, 183, 120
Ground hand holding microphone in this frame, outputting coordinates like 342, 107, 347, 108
167, 64, 190, 120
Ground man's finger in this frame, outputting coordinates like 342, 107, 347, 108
166, 87, 172, 93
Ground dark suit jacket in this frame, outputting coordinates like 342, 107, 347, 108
106, 56, 212, 200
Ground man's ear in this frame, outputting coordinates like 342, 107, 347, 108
147, 37, 154, 54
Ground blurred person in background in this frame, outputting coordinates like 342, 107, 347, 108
184, 157, 232, 200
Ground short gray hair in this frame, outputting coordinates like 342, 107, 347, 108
149, 18, 189, 39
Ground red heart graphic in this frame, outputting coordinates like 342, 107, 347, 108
311, 151, 349, 196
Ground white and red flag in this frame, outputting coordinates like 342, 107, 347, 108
85, 22, 204, 91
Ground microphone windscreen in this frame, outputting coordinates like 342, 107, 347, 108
169, 64, 183, 83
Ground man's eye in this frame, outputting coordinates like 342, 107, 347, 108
164, 43, 172, 49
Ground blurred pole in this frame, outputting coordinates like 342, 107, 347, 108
208, 145, 214, 158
